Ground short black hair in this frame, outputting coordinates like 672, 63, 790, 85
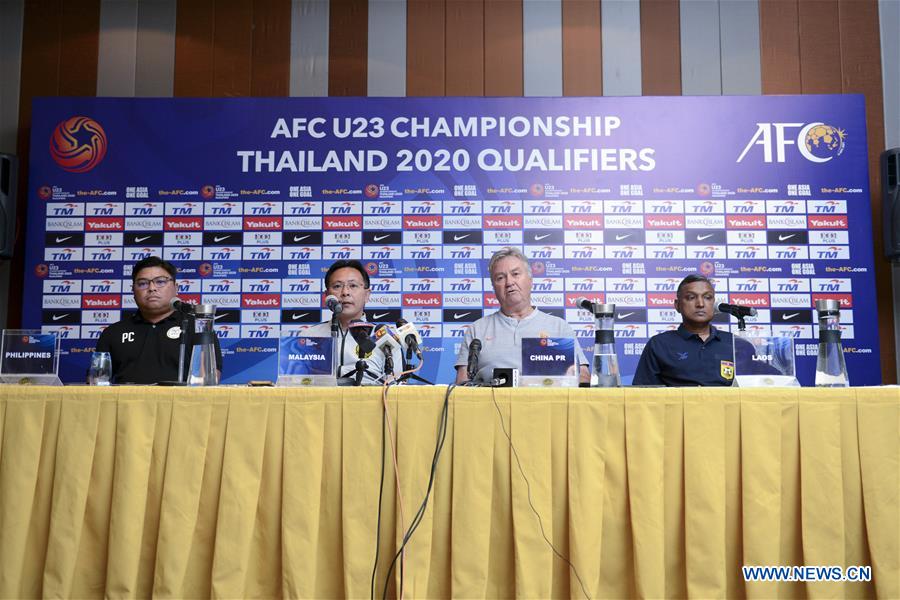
676, 274, 714, 297
132, 256, 177, 282
324, 260, 370, 289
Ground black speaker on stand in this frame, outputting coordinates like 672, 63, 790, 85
0, 153, 17, 259
883, 147, 900, 262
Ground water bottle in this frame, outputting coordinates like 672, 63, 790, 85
188, 304, 219, 386
590, 303, 621, 387
814, 299, 849, 387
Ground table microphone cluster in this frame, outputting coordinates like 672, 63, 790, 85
336, 318, 430, 386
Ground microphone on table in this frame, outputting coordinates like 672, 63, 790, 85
576, 297, 594, 312
170, 297, 195, 313
325, 294, 343, 314
466, 338, 482, 383
348, 319, 376, 358
395, 319, 423, 361
373, 324, 401, 376
717, 302, 758, 318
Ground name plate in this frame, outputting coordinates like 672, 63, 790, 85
0, 329, 63, 386
520, 337, 578, 387
733, 335, 800, 387
277, 336, 336, 386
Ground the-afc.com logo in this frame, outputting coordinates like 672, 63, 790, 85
50, 116, 108, 173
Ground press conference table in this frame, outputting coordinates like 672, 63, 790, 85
0, 385, 896, 599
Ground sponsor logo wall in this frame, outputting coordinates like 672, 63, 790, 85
25, 96, 879, 384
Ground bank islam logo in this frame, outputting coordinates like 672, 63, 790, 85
737, 122, 846, 164
50, 116, 108, 173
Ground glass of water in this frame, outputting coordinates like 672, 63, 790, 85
88, 352, 112, 386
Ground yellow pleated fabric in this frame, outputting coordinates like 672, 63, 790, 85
0, 385, 896, 599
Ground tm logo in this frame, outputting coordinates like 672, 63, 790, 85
247, 280, 276, 292
448, 279, 476, 291
774, 246, 801, 259
449, 202, 475, 214
610, 247, 637, 259
449, 246, 475, 259
330, 202, 354, 214
210, 203, 237, 214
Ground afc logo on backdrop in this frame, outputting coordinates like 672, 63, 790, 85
737, 122, 846, 163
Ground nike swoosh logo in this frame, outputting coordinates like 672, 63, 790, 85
373, 234, 390, 241
615, 234, 630, 241
213, 314, 228, 321
778, 234, 796, 241
453, 312, 471, 320
453, 234, 469, 241
54, 236, 71, 243
617, 312, 635, 319
213, 235, 230, 242
291, 313, 309, 320
696, 234, 715, 241
534, 234, 551, 241
372, 312, 389, 320
293, 235, 309, 242
51, 314, 69, 321
134, 235, 151, 243
782, 313, 800, 320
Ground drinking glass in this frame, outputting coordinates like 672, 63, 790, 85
88, 351, 112, 386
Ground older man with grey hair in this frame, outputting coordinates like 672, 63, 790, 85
455, 246, 589, 384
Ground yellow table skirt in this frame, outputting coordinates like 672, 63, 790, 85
0, 386, 896, 598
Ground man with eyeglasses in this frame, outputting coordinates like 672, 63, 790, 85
302, 259, 401, 384
95, 256, 222, 384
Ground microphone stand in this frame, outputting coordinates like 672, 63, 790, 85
395, 345, 434, 385
176, 307, 194, 384
331, 311, 341, 379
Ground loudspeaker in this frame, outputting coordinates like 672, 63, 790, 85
883, 148, 900, 261
0, 153, 17, 259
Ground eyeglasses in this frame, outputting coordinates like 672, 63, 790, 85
133, 277, 174, 290
328, 281, 366, 293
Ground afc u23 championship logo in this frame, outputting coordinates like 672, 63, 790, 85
49, 116, 108, 173
737, 122, 846, 164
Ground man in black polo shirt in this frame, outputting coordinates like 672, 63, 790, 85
95, 256, 222, 384
632, 274, 734, 386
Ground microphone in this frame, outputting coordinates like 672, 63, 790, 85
395, 319, 423, 361
354, 359, 367, 386
576, 297, 594, 312
170, 297, 195, 313
373, 324, 401, 375
325, 295, 343, 314
348, 319, 376, 358
467, 338, 482, 382
717, 302, 758, 318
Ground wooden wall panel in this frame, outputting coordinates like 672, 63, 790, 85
212, 0, 253, 96
407, 0, 445, 96
839, 0, 894, 382
640, 0, 681, 95
251, 0, 291, 96
11, 0, 101, 327
759, 0, 801, 94
174, 0, 215, 96
328, 0, 367, 96
484, 0, 522, 96
798, 0, 841, 93
446, 0, 484, 96
562, 0, 602, 96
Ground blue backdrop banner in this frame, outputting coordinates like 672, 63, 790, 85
24, 96, 879, 385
